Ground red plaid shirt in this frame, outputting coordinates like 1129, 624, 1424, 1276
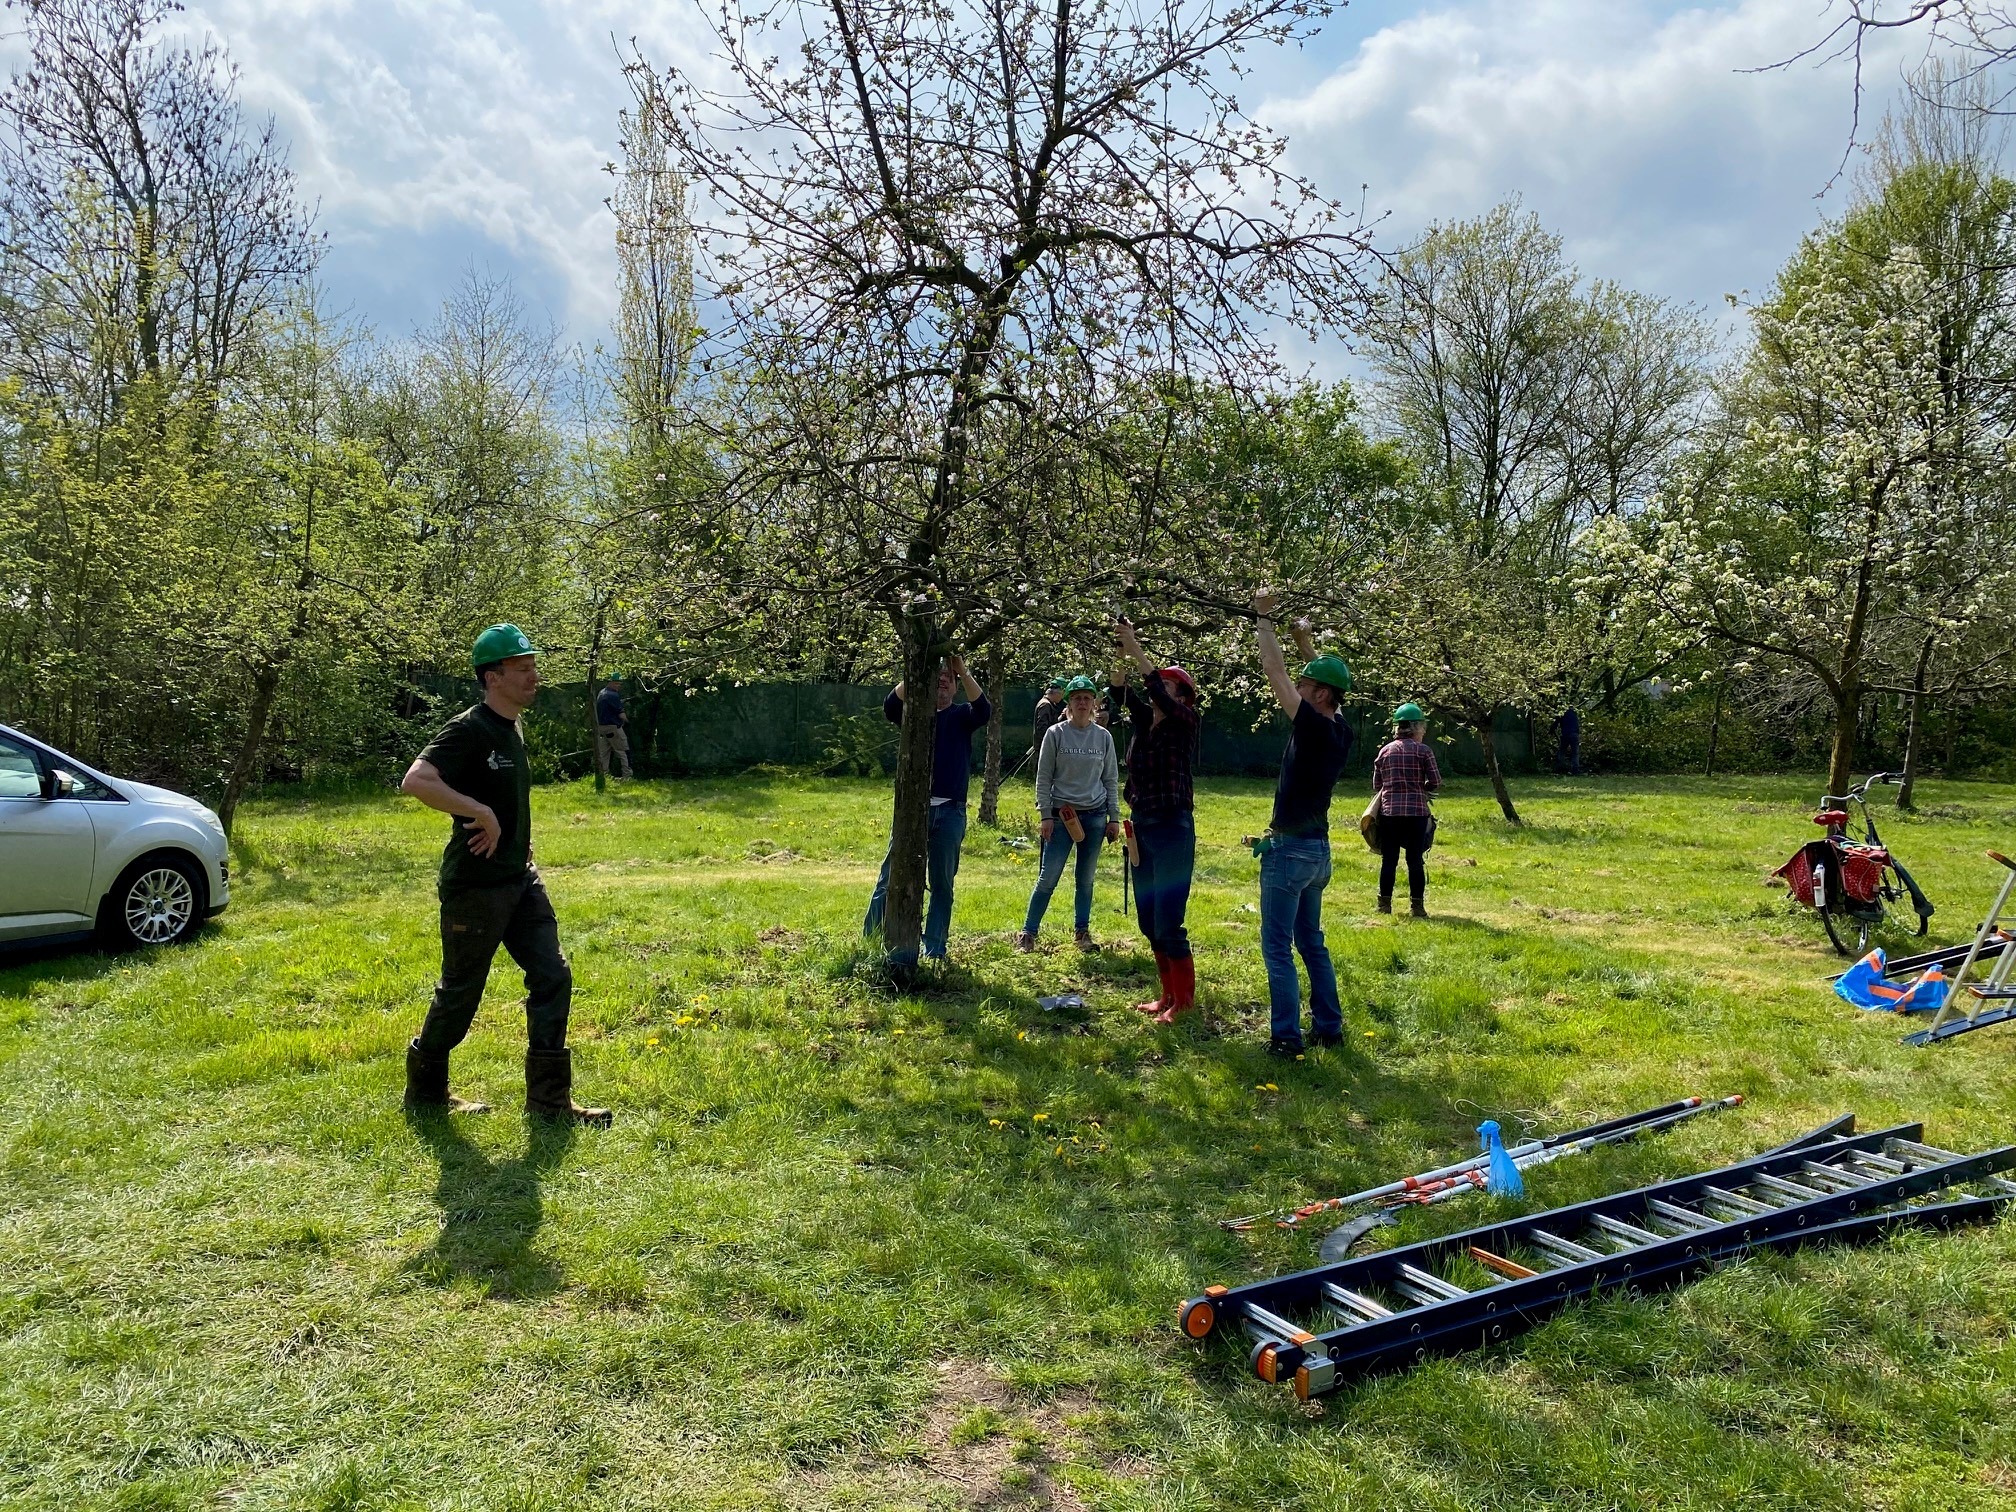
1120, 671, 1199, 815
1373, 737, 1441, 817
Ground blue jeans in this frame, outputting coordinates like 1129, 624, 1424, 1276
864, 801, 967, 959
1131, 811, 1195, 958
1023, 808, 1108, 934
1259, 836, 1341, 1043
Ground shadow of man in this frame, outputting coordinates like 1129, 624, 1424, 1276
408, 1113, 576, 1299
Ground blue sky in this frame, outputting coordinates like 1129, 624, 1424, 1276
161, 0, 1929, 361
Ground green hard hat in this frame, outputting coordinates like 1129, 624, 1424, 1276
1047, 675, 1069, 689
471, 623, 537, 669
1393, 702, 1426, 723
1299, 655, 1354, 694
1063, 675, 1100, 694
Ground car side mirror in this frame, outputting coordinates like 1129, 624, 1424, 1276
39, 769, 74, 800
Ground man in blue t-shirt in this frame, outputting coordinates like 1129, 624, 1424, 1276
862, 653, 990, 962
1252, 589, 1356, 1058
594, 677, 632, 779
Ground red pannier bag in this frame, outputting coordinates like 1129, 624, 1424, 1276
1774, 841, 1833, 907
1839, 844, 1889, 904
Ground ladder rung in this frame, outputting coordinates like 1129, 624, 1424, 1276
1589, 1213, 1662, 1247
1700, 1185, 1775, 1216
1799, 1160, 1873, 1189
1648, 1198, 1717, 1231
1246, 1304, 1313, 1344
1321, 1283, 1392, 1320
1527, 1229, 1603, 1263
1396, 1263, 1472, 1302
1985, 1176, 2016, 1197
1467, 1245, 1537, 1280
1843, 1151, 1907, 1175
1753, 1172, 1830, 1202
1888, 1138, 1962, 1164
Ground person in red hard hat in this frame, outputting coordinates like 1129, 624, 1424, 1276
397, 623, 611, 1126
1111, 616, 1202, 1023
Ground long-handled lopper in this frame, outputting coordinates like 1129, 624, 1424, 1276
1222, 1097, 1708, 1233
1394, 1095, 1746, 1208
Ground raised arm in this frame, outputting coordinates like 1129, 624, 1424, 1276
1114, 616, 1157, 678
947, 652, 981, 704
1253, 588, 1301, 718
1290, 617, 1317, 663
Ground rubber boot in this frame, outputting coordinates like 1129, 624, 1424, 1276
403, 1039, 489, 1115
1153, 955, 1196, 1025
1134, 950, 1171, 1014
525, 1048, 612, 1127
1377, 894, 1392, 915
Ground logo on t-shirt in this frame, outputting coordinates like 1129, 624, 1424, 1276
486, 749, 515, 771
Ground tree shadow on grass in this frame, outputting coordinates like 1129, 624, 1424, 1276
406, 1112, 576, 1299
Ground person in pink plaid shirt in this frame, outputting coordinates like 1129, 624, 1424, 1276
1372, 702, 1440, 917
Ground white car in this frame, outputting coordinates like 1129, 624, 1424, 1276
0, 722, 230, 950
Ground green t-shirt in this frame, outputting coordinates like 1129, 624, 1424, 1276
417, 703, 533, 893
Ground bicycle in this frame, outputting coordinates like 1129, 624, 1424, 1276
1774, 771, 1936, 957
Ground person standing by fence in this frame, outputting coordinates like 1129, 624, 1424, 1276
594, 677, 633, 780
1111, 617, 1202, 1024
863, 655, 990, 962
1373, 703, 1441, 918
1016, 676, 1121, 953
1252, 590, 1355, 1058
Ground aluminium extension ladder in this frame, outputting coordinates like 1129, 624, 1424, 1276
1177, 1117, 2015, 1400
1906, 851, 2016, 1046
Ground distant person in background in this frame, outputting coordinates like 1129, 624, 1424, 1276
1017, 676, 1121, 953
863, 654, 990, 962
594, 677, 632, 780
1026, 676, 1069, 769
1373, 703, 1441, 918
1554, 704, 1582, 776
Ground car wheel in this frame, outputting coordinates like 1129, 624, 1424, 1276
103, 854, 207, 949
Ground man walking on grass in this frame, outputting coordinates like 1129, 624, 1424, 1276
399, 624, 611, 1125
1252, 589, 1355, 1059
864, 653, 990, 963
595, 676, 633, 780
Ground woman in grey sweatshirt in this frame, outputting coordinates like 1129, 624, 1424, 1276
1016, 677, 1121, 951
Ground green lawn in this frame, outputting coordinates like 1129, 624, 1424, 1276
4, 772, 2016, 1510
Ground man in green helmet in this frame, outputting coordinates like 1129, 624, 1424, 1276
397, 624, 611, 1125
1252, 590, 1356, 1058
1372, 702, 1441, 917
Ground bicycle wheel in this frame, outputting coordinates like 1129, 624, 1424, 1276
1821, 901, 1878, 958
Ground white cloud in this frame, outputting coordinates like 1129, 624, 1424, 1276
1266, 0, 1930, 334
172, 0, 715, 341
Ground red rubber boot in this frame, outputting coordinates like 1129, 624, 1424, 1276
1134, 950, 1171, 1013
1153, 955, 1196, 1025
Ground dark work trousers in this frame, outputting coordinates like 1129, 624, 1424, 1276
1377, 813, 1431, 903
417, 873, 572, 1055
1130, 811, 1196, 959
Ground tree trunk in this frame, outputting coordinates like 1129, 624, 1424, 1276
1827, 680, 1861, 801
217, 658, 285, 836
587, 605, 607, 795
978, 640, 1006, 827
1703, 680, 1725, 779
1897, 633, 1934, 811
878, 621, 941, 971
1942, 702, 1961, 775
1477, 721, 1521, 825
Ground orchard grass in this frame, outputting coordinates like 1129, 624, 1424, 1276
4, 772, 2016, 1510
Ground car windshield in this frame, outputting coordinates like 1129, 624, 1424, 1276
0, 736, 42, 799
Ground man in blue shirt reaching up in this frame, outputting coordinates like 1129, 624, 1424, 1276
863, 653, 991, 962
